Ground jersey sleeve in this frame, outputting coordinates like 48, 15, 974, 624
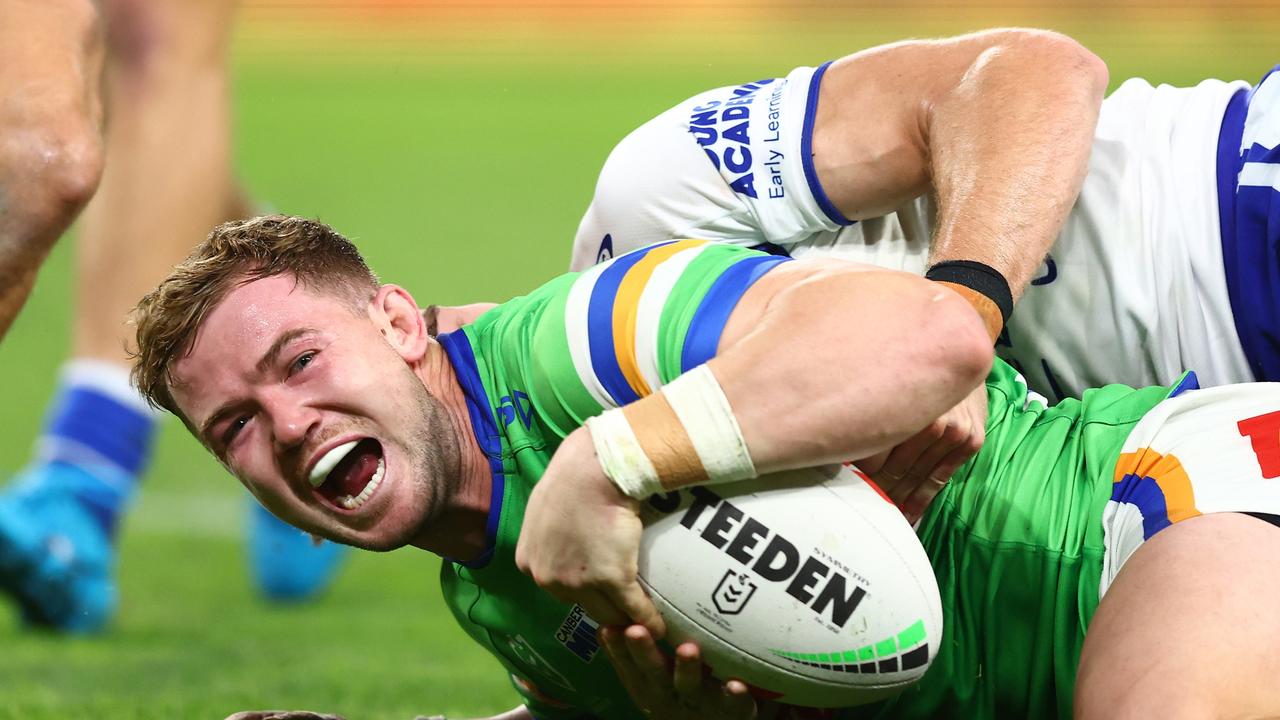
570, 64, 853, 273
531, 239, 789, 437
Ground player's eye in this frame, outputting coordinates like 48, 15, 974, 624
289, 351, 316, 376
222, 415, 250, 446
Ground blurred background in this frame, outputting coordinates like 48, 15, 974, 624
1, 1, 1276, 717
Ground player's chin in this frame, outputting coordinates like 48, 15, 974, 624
334, 501, 425, 552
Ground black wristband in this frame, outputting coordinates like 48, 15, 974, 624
924, 260, 1014, 325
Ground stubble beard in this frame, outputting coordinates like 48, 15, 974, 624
363, 375, 460, 552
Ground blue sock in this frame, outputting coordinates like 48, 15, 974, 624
29, 360, 159, 538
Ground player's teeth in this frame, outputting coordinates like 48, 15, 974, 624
309, 440, 360, 487
338, 457, 386, 510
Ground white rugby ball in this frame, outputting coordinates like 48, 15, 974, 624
637, 464, 942, 708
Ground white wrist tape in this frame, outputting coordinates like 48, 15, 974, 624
664, 364, 757, 483
586, 404, 663, 499
586, 364, 756, 500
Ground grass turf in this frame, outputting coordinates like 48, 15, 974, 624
0, 12, 1277, 719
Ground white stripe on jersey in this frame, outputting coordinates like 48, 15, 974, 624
1239, 161, 1280, 190
1242, 72, 1280, 152
634, 245, 710, 391
563, 261, 618, 411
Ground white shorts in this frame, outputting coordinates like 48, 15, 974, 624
1101, 381, 1280, 598
573, 63, 1267, 402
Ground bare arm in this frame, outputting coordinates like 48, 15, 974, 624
713, 260, 993, 471
814, 28, 1105, 294
517, 259, 993, 634
813, 28, 1108, 300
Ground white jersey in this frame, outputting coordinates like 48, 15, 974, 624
573, 63, 1280, 402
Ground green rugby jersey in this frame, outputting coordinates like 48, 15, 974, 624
434, 239, 1186, 719
864, 363, 1190, 720
436, 240, 790, 719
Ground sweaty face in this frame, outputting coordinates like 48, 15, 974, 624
170, 275, 458, 551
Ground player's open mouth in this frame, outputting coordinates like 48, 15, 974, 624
308, 438, 386, 511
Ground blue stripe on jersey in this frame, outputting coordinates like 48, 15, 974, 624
1166, 370, 1200, 399
1110, 472, 1173, 541
1218, 65, 1280, 381
586, 240, 678, 406
439, 329, 505, 569
801, 61, 854, 228
681, 254, 792, 372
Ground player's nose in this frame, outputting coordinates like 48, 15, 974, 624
262, 389, 319, 451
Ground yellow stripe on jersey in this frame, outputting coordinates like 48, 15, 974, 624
1113, 449, 1202, 524
611, 239, 710, 398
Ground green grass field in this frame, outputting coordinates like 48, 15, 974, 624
0, 9, 1277, 718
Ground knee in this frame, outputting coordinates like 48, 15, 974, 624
36, 124, 103, 213
0, 120, 104, 242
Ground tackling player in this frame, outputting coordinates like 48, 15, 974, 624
133, 216, 1280, 719
570, 28, 1279, 520
573, 30, 1280, 403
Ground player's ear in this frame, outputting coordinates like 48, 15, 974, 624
369, 284, 430, 363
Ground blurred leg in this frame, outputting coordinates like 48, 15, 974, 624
0, 0, 276, 633
1075, 513, 1280, 718
86, 0, 347, 604
0, 0, 105, 339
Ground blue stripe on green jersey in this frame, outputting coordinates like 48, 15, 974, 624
682, 254, 790, 371
438, 329, 505, 569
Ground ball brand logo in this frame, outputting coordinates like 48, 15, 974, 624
712, 570, 758, 615
648, 486, 867, 628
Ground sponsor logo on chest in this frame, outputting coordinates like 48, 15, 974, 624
555, 604, 601, 663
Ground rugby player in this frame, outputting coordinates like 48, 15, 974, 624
0, 0, 342, 634
571, 28, 1279, 521
135, 216, 1280, 719
573, 30, 1280, 405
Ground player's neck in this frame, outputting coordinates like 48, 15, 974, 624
409, 341, 492, 559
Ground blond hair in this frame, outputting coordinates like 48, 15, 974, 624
131, 215, 379, 416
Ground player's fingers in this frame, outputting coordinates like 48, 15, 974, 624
614, 579, 667, 638
875, 423, 943, 501
902, 418, 984, 519
574, 588, 634, 628
601, 626, 649, 695
900, 473, 949, 523
852, 448, 890, 475
722, 679, 758, 719
624, 624, 672, 684
898, 425, 971, 498
672, 642, 703, 700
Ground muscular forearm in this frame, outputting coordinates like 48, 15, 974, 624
926, 30, 1108, 299
814, 29, 1108, 303
712, 262, 993, 474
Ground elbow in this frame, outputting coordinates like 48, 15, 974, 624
954, 316, 995, 391
1006, 29, 1109, 100
928, 290, 995, 394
